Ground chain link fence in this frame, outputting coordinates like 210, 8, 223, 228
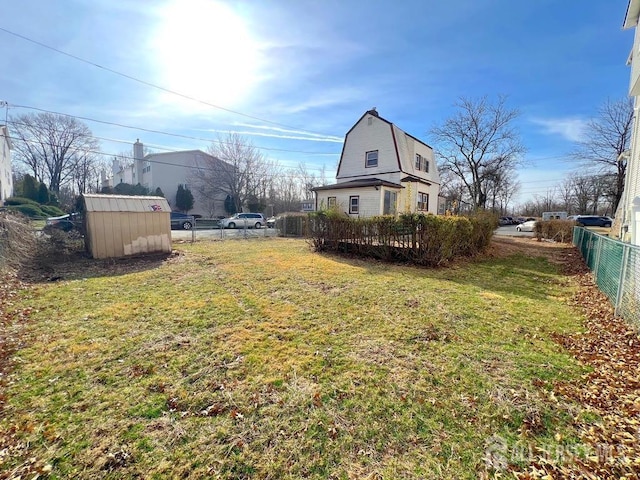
174, 216, 308, 242
573, 227, 640, 325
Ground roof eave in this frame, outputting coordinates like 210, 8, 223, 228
623, 0, 640, 29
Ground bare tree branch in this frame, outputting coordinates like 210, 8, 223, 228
431, 96, 526, 210
572, 98, 633, 212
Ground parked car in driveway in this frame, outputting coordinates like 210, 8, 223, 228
170, 212, 194, 230
220, 213, 266, 229
44, 213, 82, 233
574, 215, 612, 227
516, 220, 537, 232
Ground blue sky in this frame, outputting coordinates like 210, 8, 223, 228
0, 0, 634, 205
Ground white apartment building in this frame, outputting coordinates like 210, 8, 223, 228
102, 140, 230, 218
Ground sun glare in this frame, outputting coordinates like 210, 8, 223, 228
153, 0, 260, 108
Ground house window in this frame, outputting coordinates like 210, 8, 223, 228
327, 197, 337, 208
383, 190, 397, 215
415, 154, 422, 170
418, 193, 429, 211
349, 196, 359, 214
424, 159, 429, 172
365, 150, 378, 168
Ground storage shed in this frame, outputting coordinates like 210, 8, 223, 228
83, 194, 172, 259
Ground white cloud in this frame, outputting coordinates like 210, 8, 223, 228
529, 116, 589, 142
202, 128, 343, 144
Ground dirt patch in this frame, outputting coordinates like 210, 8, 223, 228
18, 249, 184, 284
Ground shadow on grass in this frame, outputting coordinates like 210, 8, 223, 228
313, 237, 580, 302
18, 248, 176, 284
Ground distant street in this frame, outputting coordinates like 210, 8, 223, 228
494, 225, 534, 237
171, 227, 278, 241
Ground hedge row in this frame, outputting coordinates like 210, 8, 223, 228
308, 212, 498, 266
534, 219, 575, 243
3, 197, 65, 218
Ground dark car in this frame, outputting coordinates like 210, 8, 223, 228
44, 213, 82, 233
574, 215, 612, 228
170, 212, 194, 230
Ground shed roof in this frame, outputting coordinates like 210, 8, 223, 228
83, 194, 171, 213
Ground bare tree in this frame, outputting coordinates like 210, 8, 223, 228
431, 96, 526, 210
10, 112, 100, 193
191, 133, 275, 213
73, 150, 105, 194
572, 98, 633, 212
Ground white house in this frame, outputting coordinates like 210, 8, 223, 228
102, 140, 230, 218
313, 109, 440, 217
0, 125, 13, 205
622, 0, 640, 245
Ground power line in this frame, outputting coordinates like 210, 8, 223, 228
8, 104, 342, 156
5, 119, 335, 175
0, 26, 339, 138
6, 134, 333, 181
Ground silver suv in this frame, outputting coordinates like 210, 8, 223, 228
220, 213, 265, 229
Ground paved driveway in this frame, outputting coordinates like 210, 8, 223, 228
494, 225, 534, 237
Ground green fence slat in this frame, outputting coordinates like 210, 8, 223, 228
574, 228, 639, 327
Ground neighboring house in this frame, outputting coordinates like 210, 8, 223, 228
0, 125, 13, 205
313, 109, 440, 217
622, 0, 640, 245
101, 140, 230, 218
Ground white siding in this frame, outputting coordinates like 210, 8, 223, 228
394, 126, 440, 185
317, 187, 385, 217
321, 111, 441, 218
0, 126, 13, 204
399, 181, 438, 214
337, 115, 399, 181
624, 2, 640, 245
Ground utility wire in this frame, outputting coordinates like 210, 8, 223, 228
8, 104, 342, 156
6, 134, 333, 181
5, 120, 334, 174
0, 26, 339, 138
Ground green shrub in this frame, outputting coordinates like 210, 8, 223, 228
7, 204, 45, 218
309, 212, 494, 266
467, 211, 499, 253
3, 197, 40, 207
40, 205, 66, 217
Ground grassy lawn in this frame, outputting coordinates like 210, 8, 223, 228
2, 238, 590, 479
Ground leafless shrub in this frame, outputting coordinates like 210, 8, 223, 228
0, 211, 37, 270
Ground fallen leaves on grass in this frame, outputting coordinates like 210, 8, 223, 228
0, 272, 50, 479
514, 247, 640, 479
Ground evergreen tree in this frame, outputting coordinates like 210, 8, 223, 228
175, 185, 194, 212
37, 183, 50, 204
113, 183, 150, 196
23, 174, 39, 201
154, 187, 165, 197
224, 194, 238, 214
